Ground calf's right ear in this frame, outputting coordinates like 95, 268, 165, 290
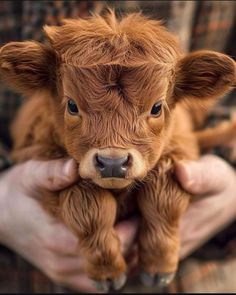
0, 41, 57, 96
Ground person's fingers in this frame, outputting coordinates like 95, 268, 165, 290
115, 217, 139, 256
45, 254, 85, 276
20, 158, 78, 191
175, 155, 231, 195
54, 273, 98, 293
43, 223, 80, 256
179, 191, 236, 260
64, 275, 98, 293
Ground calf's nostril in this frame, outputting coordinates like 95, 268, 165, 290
95, 155, 105, 171
121, 155, 130, 170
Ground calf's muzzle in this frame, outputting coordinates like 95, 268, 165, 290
95, 154, 130, 178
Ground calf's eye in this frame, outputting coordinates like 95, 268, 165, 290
150, 101, 162, 117
67, 99, 79, 115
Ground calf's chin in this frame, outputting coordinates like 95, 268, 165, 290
93, 178, 133, 190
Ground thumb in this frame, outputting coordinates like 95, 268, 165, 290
115, 217, 139, 256
21, 158, 78, 192
175, 155, 230, 195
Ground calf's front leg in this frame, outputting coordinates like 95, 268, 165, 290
44, 183, 127, 291
137, 158, 190, 287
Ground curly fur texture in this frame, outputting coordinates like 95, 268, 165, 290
0, 10, 235, 289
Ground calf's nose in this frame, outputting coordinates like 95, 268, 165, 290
95, 154, 130, 178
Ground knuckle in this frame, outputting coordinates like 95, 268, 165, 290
47, 259, 66, 279
42, 232, 59, 252
48, 270, 64, 284
46, 241, 57, 252
43, 227, 79, 255
49, 178, 65, 190
43, 232, 76, 255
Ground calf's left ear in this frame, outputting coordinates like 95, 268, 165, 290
173, 50, 236, 102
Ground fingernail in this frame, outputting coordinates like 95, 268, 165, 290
63, 159, 76, 177
176, 161, 195, 186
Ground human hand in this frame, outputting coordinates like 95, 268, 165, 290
0, 159, 138, 292
175, 155, 236, 259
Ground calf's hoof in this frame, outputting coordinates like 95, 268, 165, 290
140, 271, 175, 288
92, 273, 127, 292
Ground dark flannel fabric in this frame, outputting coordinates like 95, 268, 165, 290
0, 1, 236, 293
190, 0, 236, 52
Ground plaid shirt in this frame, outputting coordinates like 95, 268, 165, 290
0, 1, 236, 292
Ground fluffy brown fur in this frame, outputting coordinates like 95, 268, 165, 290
0, 11, 235, 290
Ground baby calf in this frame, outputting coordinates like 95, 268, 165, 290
0, 11, 235, 291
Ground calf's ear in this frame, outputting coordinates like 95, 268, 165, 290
173, 50, 236, 102
0, 41, 57, 96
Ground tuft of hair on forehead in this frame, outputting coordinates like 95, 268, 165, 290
43, 10, 181, 68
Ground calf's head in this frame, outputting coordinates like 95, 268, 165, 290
0, 12, 235, 189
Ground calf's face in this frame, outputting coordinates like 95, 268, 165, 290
62, 64, 172, 189
0, 13, 235, 189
